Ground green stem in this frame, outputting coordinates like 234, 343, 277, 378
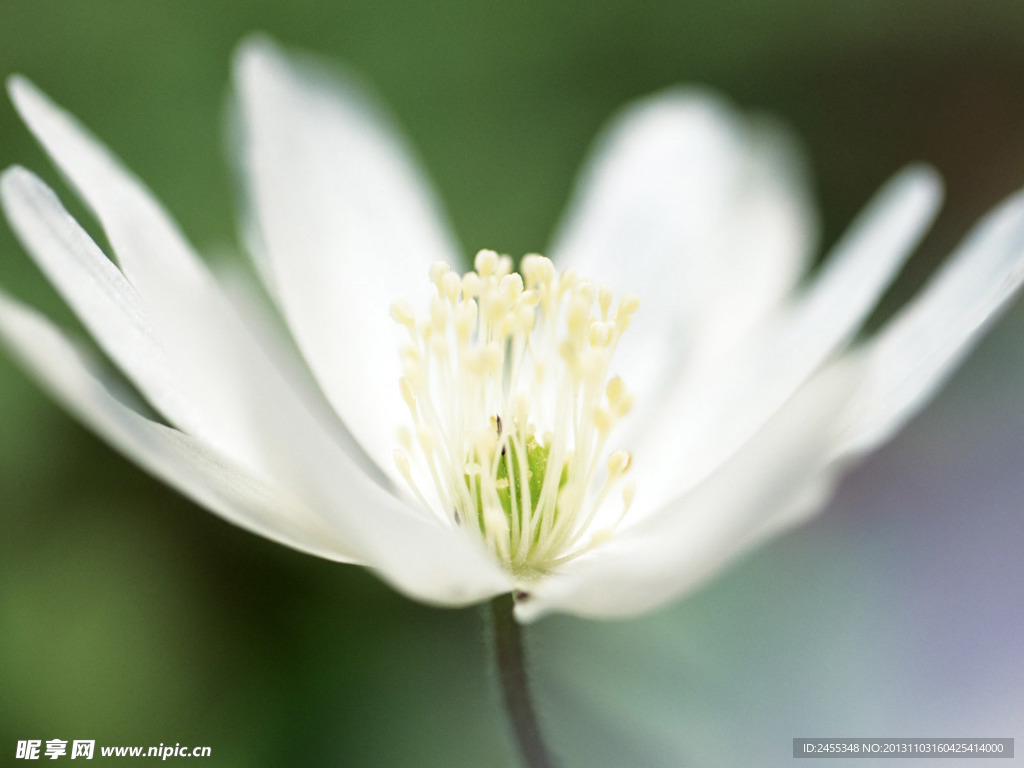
490, 593, 557, 768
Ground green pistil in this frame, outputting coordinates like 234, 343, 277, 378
465, 430, 568, 570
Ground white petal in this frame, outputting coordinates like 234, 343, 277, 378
233, 36, 460, 483
0, 288, 360, 563
7, 77, 390, 499
0, 289, 512, 605
684, 117, 820, 372
7, 77, 510, 603
838, 186, 1024, 457
549, 89, 817, 405
630, 166, 943, 509
1, 166, 213, 449
7, 76, 214, 306
517, 361, 860, 621
6, 76, 282, 477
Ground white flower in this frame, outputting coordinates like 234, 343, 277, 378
2, 37, 1023, 623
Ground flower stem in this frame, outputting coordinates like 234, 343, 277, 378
490, 593, 557, 768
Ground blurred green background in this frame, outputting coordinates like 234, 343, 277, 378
2, 1, 1023, 766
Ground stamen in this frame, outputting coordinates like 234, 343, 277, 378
391, 250, 639, 578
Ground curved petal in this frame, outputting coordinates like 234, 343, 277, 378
7, 75, 399, 493
233, 36, 460, 483
0, 288, 360, 563
838, 186, 1024, 457
0, 288, 512, 605
629, 166, 942, 511
680, 185, 1024, 578
6, 76, 511, 603
517, 361, 860, 621
1, 165, 219, 451
6, 78, 334, 477
549, 89, 818, 408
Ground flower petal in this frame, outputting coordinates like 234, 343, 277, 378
517, 361, 860, 621
549, 89, 817, 404
837, 186, 1024, 457
233, 36, 460, 482
0, 288, 361, 563
664, 187, 1024, 601
7, 77, 288, 475
6, 77, 511, 603
1, 165, 223, 454
7, 76, 396, 496
0, 287, 512, 605
630, 166, 942, 510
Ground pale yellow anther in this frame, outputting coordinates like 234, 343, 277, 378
593, 407, 612, 434
533, 360, 547, 383
580, 348, 607, 381
500, 273, 524, 302
559, 268, 578, 295
598, 284, 613, 318
441, 271, 462, 304
567, 298, 590, 337
559, 338, 580, 369
484, 505, 509, 534
606, 376, 626, 406
429, 261, 450, 285
590, 529, 613, 546
607, 450, 631, 476
430, 295, 449, 330
498, 255, 514, 276
481, 342, 502, 373
475, 249, 500, 276
468, 349, 490, 377
470, 344, 502, 377
521, 254, 555, 289
429, 334, 449, 358
615, 393, 634, 418
588, 322, 612, 347
519, 289, 541, 307
454, 301, 477, 340
499, 313, 518, 338
394, 449, 412, 479
417, 426, 437, 453
399, 344, 419, 365
462, 271, 482, 299
617, 294, 641, 330
484, 294, 508, 326
390, 301, 416, 329
402, 359, 423, 387
520, 254, 542, 284
515, 305, 536, 333
399, 377, 417, 410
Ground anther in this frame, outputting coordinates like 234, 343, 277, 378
390, 301, 416, 329
429, 261, 450, 285
475, 249, 500, 276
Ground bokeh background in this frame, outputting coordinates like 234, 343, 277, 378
2, 2, 1023, 766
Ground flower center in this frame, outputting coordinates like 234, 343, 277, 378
391, 249, 638, 578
